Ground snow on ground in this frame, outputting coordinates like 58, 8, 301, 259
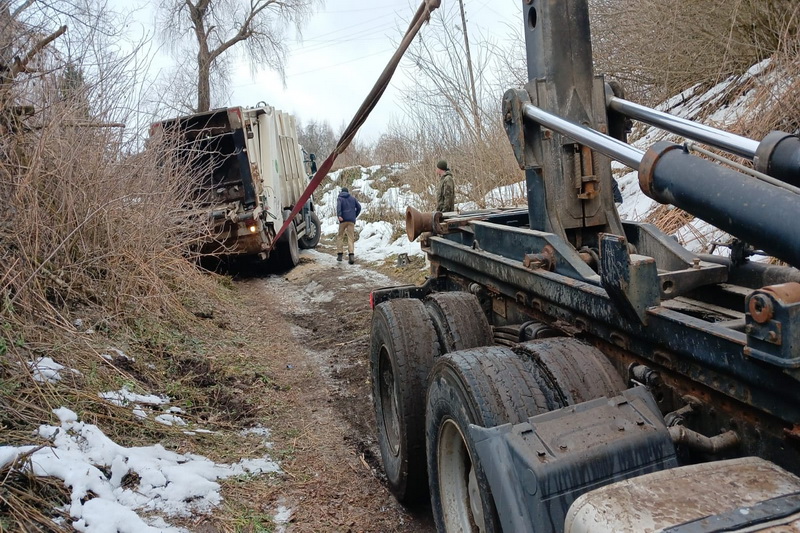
27, 357, 82, 383
316, 164, 528, 264
1, 406, 281, 532
316, 165, 427, 263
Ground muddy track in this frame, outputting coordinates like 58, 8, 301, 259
236, 250, 435, 532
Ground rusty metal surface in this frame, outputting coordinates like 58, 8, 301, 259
638, 141, 683, 198
428, 234, 800, 430
523, 245, 556, 271
565, 457, 800, 533
750, 292, 776, 324
763, 282, 800, 305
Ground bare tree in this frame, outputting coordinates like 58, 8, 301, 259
158, 0, 320, 113
297, 118, 336, 160
391, 3, 523, 209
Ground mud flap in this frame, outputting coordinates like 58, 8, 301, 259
469, 386, 678, 533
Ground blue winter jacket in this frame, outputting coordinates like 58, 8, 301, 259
336, 191, 362, 223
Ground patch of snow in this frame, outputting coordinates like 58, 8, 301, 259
99, 387, 170, 407
302, 280, 335, 303
0, 446, 19, 469
28, 357, 79, 383
101, 347, 134, 362
484, 181, 527, 208
154, 414, 187, 427
4, 408, 280, 531
241, 426, 272, 438
355, 221, 423, 263
274, 505, 293, 532
241, 425, 274, 449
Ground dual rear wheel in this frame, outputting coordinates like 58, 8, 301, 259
370, 292, 492, 503
370, 292, 626, 532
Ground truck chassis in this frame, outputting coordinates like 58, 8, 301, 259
368, 1, 800, 531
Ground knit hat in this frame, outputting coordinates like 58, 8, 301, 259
341, 187, 349, 193
436, 159, 448, 171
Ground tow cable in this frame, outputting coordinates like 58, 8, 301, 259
269, 0, 441, 249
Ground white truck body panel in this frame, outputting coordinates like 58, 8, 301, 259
244, 105, 306, 220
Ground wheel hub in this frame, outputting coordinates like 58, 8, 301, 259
438, 419, 487, 533
379, 348, 401, 456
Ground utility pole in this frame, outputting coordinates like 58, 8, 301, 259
458, 0, 482, 142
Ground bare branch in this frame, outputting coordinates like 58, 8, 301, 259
10, 24, 67, 77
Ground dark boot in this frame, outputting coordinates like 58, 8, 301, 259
337, 253, 343, 262
348, 253, 355, 264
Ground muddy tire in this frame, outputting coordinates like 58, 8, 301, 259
272, 222, 300, 270
425, 292, 493, 353
371, 298, 440, 503
517, 338, 626, 406
426, 346, 549, 533
299, 211, 321, 249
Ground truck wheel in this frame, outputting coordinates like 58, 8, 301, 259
518, 338, 626, 406
425, 292, 493, 353
299, 212, 321, 249
371, 298, 440, 503
426, 346, 549, 533
272, 222, 300, 270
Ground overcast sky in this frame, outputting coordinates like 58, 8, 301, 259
226, 0, 524, 142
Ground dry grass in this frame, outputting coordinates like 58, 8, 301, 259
591, 0, 800, 104
0, 8, 268, 529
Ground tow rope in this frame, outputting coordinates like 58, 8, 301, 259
269, 0, 441, 249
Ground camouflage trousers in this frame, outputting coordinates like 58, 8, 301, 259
336, 222, 355, 254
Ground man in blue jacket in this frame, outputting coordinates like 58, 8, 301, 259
336, 187, 362, 264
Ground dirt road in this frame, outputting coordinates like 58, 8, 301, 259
235, 249, 435, 532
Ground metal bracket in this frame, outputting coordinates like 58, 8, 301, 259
503, 88, 541, 170
600, 234, 661, 324
744, 283, 800, 370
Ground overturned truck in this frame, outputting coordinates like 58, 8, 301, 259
151, 104, 321, 268
369, 1, 800, 531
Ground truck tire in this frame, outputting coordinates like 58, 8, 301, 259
299, 211, 321, 249
272, 222, 300, 270
426, 346, 549, 533
425, 292, 493, 353
517, 338, 626, 406
371, 298, 440, 503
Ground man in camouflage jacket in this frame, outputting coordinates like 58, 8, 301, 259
435, 159, 455, 212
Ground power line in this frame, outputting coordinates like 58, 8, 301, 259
290, 25, 400, 55
287, 48, 395, 78
291, 10, 400, 43
232, 47, 395, 89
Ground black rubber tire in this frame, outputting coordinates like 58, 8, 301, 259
299, 211, 321, 249
271, 222, 300, 270
426, 346, 549, 533
516, 337, 626, 406
425, 292, 493, 353
371, 298, 440, 503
